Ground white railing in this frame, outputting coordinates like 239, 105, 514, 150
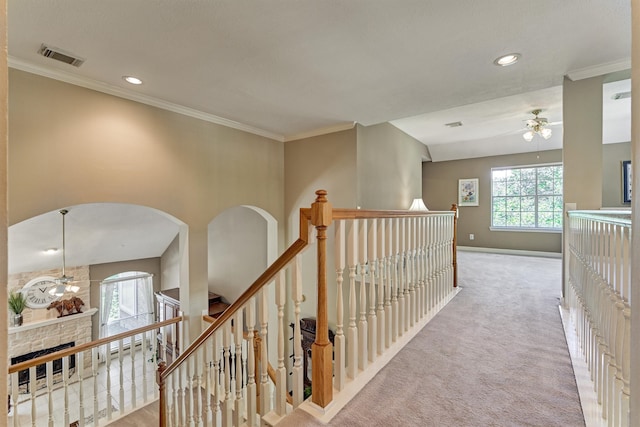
566, 210, 631, 427
8, 317, 183, 426
158, 190, 458, 426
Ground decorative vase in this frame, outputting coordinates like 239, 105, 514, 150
12, 313, 23, 327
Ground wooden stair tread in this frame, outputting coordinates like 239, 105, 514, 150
209, 301, 230, 318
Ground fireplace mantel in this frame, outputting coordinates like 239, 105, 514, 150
9, 307, 97, 335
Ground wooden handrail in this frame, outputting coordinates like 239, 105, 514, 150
159, 238, 309, 382
8, 316, 182, 374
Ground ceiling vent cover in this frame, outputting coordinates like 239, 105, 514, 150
37, 44, 85, 67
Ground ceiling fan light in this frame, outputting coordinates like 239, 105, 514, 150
523, 131, 534, 142
541, 128, 552, 139
52, 283, 66, 297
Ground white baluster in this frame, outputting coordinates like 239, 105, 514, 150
212, 331, 222, 426
106, 343, 113, 421
142, 331, 149, 403
275, 270, 287, 416
334, 220, 346, 390
376, 218, 386, 354
347, 219, 359, 378
358, 218, 368, 369
10, 372, 18, 427
246, 297, 257, 426
406, 216, 415, 328
391, 217, 400, 342
118, 339, 125, 416
63, 356, 70, 426
292, 255, 304, 406
368, 218, 378, 362
203, 334, 212, 427
46, 361, 54, 427
131, 333, 137, 411
234, 310, 245, 426
398, 217, 406, 335
92, 347, 99, 426
223, 323, 233, 427
78, 351, 85, 426
385, 218, 393, 348
259, 288, 270, 416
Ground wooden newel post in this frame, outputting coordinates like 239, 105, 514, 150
450, 204, 458, 287
157, 361, 167, 426
310, 189, 334, 408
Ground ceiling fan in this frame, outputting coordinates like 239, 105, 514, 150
522, 109, 562, 142
51, 209, 79, 296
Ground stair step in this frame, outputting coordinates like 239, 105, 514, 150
209, 301, 230, 318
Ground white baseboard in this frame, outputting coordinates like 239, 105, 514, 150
458, 246, 562, 259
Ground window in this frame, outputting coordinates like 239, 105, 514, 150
491, 164, 563, 230
100, 271, 154, 350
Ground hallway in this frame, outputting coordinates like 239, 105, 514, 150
120, 251, 585, 426
279, 250, 585, 426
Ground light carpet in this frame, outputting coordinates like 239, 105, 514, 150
279, 251, 585, 427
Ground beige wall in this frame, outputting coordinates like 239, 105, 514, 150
356, 123, 428, 209
602, 141, 632, 207
562, 75, 604, 210
422, 149, 563, 253
8, 69, 285, 340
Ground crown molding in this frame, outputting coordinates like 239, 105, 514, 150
8, 57, 285, 142
566, 58, 631, 81
284, 122, 357, 142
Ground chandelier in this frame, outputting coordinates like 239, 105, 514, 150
523, 109, 552, 142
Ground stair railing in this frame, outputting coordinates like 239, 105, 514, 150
8, 316, 182, 426
565, 210, 631, 426
157, 190, 458, 426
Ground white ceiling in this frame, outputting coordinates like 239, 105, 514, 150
6, 0, 632, 274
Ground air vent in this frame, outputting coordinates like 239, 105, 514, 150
37, 44, 85, 67
445, 121, 463, 128
612, 91, 631, 100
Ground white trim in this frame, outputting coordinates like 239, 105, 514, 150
566, 58, 631, 81
559, 306, 606, 427
284, 122, 356, 142
458, 246, 561, 258
489, 226, 562, 234
9, 57, 285, 142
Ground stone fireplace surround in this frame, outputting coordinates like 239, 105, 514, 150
8, 266, 96, 384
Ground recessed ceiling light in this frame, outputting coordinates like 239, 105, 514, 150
123, 76, 143, 85
493, 53, 521, 67
44, 248, 58, 254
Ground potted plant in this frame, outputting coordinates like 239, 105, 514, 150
8, 290, 26, 326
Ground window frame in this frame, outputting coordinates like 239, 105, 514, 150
490, 163, 563, 232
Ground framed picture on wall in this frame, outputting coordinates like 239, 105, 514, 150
458, 178, 479, 206
622, 160, 632, 203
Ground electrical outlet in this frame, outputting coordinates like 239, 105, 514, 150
469, 234, 475, 240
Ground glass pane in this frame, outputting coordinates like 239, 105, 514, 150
493, 197, 506, 212
492, 169, 507, 181
521, 212, 536, 227
492, 211, 506, 227
538, 167, 553, 180
506, 197, 521, 212
553, 166, 563, 180
521, 196, 536, 212
506, 169, 521, 180
506, 212, 521, 227
520, 168, 536, 180
538, 180, 554, 195
493, 181, 506, 196
538, 196, 553, 211
506, 180, 521, 196
553, 196, 564, 212
553, 213, 563, 228
538, 212, 553, 228
521, 179, 536, 196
